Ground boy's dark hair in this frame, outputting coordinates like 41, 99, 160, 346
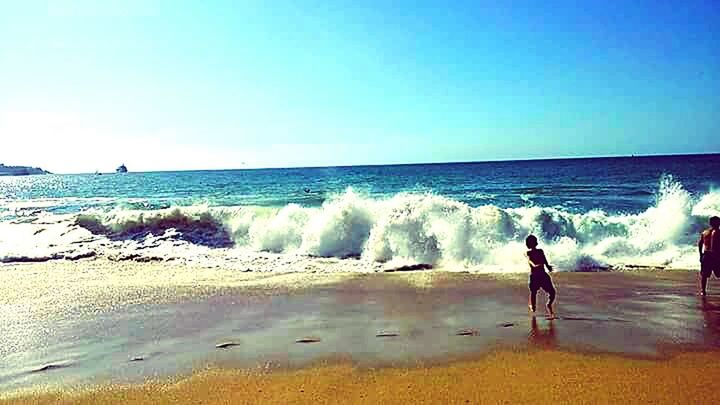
525, 234, 538, 249
711, 216, 720, 228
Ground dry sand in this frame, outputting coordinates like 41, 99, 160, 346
5, 349, 719, 404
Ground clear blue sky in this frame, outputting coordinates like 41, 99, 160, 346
1, 0, 718, 173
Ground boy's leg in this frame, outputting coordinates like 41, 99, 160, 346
700, 255, 712, 295
529, 288, 538, 312
547, 287, 556, 306
529, 276, 538, 312
542, 279, 556, 316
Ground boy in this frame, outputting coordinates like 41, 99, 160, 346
525, 234, 556, 317
698, 216, 720, 296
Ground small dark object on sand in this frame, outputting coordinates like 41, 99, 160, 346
376, 331, 400, 337
383, 263, 433, 272
215, 341, 241, 349
31, 363, 70, 373
295, 337, 321, 343
129, 356, 144, 362
456, 329, 479, 336
499, 322, 515, 328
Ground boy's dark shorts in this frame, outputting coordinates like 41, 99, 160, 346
529, 272, 556, 293
701, 253, 720, 278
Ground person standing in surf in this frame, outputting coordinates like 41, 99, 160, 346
525, 235, 556, 317
698, 216, 720, 296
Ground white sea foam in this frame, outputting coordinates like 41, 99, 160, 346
1, 176, 718, 272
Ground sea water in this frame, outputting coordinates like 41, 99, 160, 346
1, 154, 718, 271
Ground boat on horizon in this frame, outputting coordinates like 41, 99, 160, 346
116, 164, 128, 173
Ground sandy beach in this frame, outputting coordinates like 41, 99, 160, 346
7, 350, 720, 404
2, 260, 720, 403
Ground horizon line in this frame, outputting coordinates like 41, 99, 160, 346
52, 151, 720, 175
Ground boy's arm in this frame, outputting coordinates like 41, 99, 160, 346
699, 233, 704, 260
541, 250, 553, 272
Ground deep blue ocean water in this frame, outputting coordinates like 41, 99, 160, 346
1, 154, 718, 216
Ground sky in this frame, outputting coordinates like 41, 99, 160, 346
1, 0, 719, 173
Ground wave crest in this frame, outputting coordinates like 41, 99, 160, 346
65, 177, 720, 271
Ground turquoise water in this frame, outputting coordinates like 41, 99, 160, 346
1, 154, 717, 214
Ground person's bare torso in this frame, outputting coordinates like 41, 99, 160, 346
702, 228, 720, 254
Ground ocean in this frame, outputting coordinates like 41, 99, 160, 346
1, 154, 719, 271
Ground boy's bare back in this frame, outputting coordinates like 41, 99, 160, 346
527, 248, 552, 273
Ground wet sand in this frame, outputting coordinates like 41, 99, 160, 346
2, 260, 720, 401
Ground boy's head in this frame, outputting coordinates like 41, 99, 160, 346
525, 234, 538, 249
711, 216, 720, 229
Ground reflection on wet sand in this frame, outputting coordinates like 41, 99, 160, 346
701, 295, 720, 341
528, 317, 556, 349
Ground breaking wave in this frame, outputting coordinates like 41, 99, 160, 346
58, 175, 719, 271
76, 207, 236, 248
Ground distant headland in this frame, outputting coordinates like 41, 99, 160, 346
0, 163, 51, 176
